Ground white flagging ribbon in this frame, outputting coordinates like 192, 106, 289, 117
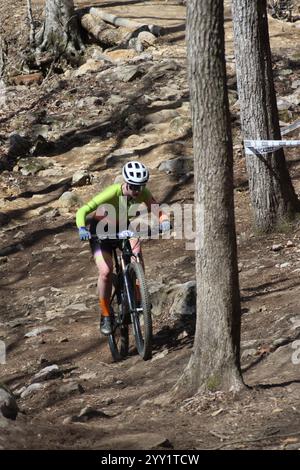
244, 139, 300, 155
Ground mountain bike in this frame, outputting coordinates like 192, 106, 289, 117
95, 229, 154, 361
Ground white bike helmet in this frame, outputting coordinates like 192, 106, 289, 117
122, 161, 149, 185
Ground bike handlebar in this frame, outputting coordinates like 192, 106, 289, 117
91, 226, 171, 241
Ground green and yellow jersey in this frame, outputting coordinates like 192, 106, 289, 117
76, 183, 155, 229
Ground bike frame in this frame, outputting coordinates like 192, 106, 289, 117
112, 239, 140, 320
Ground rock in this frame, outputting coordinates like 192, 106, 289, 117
169, 281, 196, 319
292, 80, 300, 89
18, 157, 51, 176
290, 316, 300, 330
20, 383, 45, 398
128, 52, 153, 64
72, 406, 110, 422
107, 94, 126, 106
72, 170, 91, 187
285, 443, 300, 450
77, 96, 103, 109
31, 124, 49, 139
128, 37, 144, 52
58, 382, 84, 396
115, 65, 141, 82
241, 339, 260, 349
279, 69, 293, 76
148, 279, 168, 318
32, 135, 53, 157
59, 337, 69, 343
125, 113, 142, 130
145, 60, 179, 81
0, 257, 8, 265
271, 244, 283, 252
8, 133, 31, 157
66, 303, 89, 312
241, 349, 257, 360
145, 109, 179, 124
137, 31, 157, 48
287, 240, 294, 247
228, 89, 238, 106
277, 98, 292, 111
24, 326, 55, 338
272, 338, 290, 347
158, 156, 194, 175
0, 386, 18, 420
31, 365, 62, 383
104, 49, 137, 62
280, 262, 290, 268
74, 59, 105, 77
168, 115, 191, 136
58, 191, 81, 208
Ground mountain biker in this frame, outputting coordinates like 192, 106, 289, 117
76, 161, 171, 335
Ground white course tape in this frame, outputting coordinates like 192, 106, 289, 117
244, 139, 300, 155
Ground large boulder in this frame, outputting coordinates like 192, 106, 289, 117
58, 191, 81, 208
158, 156, 194, 176
169, 281, 196, 319
148, 279, 196, 321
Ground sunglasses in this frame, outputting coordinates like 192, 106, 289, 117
128, 184, 145, 192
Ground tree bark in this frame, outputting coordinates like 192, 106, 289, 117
36, 0, 84, 62
232, 0, 299, 232
81, 14, 128, 47
174, 0, 244, 398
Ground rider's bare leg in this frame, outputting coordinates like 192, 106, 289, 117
94, 250, 113, 333
130, 238, 145, 270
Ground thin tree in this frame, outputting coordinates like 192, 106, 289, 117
35, 0, 84, 62
232, 0, 300, 232
174, 0, 244, 397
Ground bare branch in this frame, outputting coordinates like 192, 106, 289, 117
27, 0, 36, 47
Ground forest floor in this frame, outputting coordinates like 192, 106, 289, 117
1, 0, 300, 451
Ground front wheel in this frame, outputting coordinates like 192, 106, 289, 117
108, 274, 129, 362
128, 262, 152, 360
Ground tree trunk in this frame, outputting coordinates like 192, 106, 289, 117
36, 0, 84, 62
174, 0, 244, 398
232, 0, 299, 232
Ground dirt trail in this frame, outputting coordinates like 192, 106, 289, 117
1, 0, 300, 451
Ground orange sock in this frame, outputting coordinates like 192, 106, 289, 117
99, 298, 110, 317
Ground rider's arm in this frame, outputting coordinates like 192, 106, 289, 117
75, 184, 121, 228
142, 189, 169, 223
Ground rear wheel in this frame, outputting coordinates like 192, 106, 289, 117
108, 274, 129, 361
128, 262, 152, 360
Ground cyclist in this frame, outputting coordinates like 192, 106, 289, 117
76, 161, 171, 335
